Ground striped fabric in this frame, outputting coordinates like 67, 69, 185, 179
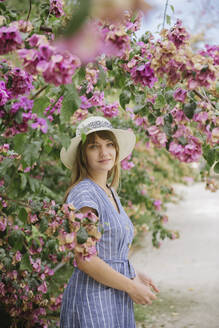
60, 178, 136, 328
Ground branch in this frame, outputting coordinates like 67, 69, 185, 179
26, 0, 32, 22
53, 262, 66, 273
40, 25, 53, 33
162, 0, 169, 30
193, 89, 216, 109
31, 85, 48, 100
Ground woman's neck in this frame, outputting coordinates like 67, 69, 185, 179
87, 172, 108, 189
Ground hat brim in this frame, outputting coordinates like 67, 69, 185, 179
60, 127, 136, 170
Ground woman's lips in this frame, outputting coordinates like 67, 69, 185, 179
98, 159, 111, 163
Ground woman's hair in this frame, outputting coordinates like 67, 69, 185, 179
63, 130, 120, 203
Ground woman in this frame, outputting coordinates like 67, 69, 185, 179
60, 116, 159, 327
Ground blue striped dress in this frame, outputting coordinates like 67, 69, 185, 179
60, 178, 136, 328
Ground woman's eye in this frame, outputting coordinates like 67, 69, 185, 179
107, 143, 114, 147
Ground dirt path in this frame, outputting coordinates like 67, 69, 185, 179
130, 182, 219, 328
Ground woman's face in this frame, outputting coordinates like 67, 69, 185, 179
85, 134, 116, 175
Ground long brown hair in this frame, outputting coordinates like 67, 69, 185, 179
63, 130, 120, 203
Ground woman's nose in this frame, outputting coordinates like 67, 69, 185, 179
99, 145, 108, 157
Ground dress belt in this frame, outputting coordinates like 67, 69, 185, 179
101, 258, 130, 264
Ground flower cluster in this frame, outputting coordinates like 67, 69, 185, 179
102, 25, 131, 57
200, 44, 219, 66
0, 198, 101, 326
173, 88, 187, 102
0, 25, 22, 55
100, 102, 119, 118
167, 19, 189, 49
127, 58, 157, 88
169, 126, 202, 162
5, 67, 33, 98
44, 96, 63, 122
0, 81, 9, 106
49, 0, 64, 17
18, 39, 81, 86
1, 96, 35, 137
147, 125, 167, 148
121, 153, 135, 170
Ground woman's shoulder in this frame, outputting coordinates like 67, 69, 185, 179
70, 178, 93, 191
67, 178, 95, 201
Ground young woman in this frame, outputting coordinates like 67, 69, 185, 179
60, 116, 159, 327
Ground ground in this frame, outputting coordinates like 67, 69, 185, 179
130, 182, 219, 328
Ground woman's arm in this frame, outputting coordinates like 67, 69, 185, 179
76, 254, 156, 304
75, 207, 157, 305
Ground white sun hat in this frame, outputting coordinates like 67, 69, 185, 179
60, 116, 136, 170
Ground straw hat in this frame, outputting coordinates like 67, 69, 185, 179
60, 116, 136, 170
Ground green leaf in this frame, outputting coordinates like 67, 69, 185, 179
183, 102, 196, 119
170, 5, 175, 13
61, 84, 81, 123
213, 161, 219, 174
40, 218, 49, 233
119, 90, 131, 109
32, 96, 50, 116
18, 207, 28, 223
13, 133, 27, 153
20, 174, 27, 190
203, 146, 215, 166
155, 94, 166, 107
216, 82, 219, 94
59, 133, 71, 149
28, 177, 40, 193
60, 0, 91, 37
20, 253, 32, 272
166, 15, 171, 25
23, 141, 42, 165
77, 227, 88, 244
8, 230, 25, 251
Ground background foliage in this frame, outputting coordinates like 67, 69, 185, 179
0, 0, 218, 326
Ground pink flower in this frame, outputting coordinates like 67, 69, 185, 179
31, 117, 48, 133
171, 108, 188, 123
147, 126, 167, 148
154, 200, 162, 211
86, 211, 98, 223
89, 91, 104, 107
101, 102, 119, 118
80, 95, 92, 109
31, 258, 41, 273
0, 81, 9, 106
130, 62, 157, 88
50, 0, 64, 17
134, 116, 148, 129
38, 281, 48, 294
57, 21, 103, 64
15, 251, 22, 262
102, 25, 130, 57
5, 67, 33, 98
121, 154, 135, 170
168, 19, 189, 49
173, 88, 187, 102
0, 216, 7, 231
0, 25, 22, 54
169, 134, 202, 163
200, 44, 219, 65
19, 44, 81, 86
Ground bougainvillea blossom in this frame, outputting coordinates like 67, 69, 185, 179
49, 0, 64, 17
0, 25, 22, 55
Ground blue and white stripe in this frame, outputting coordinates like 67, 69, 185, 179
60, 178, 136, 327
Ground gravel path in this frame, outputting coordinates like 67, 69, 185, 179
130, 182, 219, 328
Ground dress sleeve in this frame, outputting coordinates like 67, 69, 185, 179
67, 184, 99, 216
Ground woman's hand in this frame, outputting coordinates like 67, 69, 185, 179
127, 280, 157, 305
135, 271, 160, 293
